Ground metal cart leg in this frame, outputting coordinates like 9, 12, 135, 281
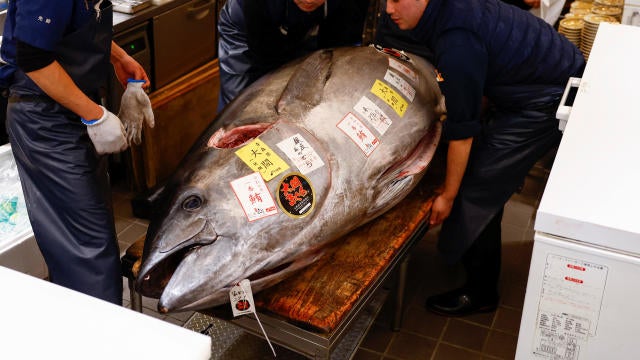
128, 277, 143, 312
392, 255, 410, 331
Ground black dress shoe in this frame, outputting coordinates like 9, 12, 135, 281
425, 288, 498, 317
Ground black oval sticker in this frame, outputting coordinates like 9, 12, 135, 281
277, 173, 315, 218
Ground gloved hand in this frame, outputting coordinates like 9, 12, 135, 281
82, 105, 128, 154
118, 79, 155, 145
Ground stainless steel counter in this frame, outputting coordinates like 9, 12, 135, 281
113, 0, 196, 33
0, 1, 195, 36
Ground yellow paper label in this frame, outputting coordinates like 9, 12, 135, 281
371, 79, 408, 117
235, 139, 289, 181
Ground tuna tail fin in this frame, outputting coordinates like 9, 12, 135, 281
368, 122, 442, 217
276, 49, 333, 116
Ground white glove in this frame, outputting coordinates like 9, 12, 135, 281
118, 79, 155, 145
82, 105, 128, 154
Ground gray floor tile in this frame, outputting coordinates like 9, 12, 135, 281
483, 329, 519, 359
442, 319, 489, 352
117, 222, 148, 248
493, 307, 523, 334
433, 343, 483, 360
353, 348, 383, 360
360, 322, 394, 353
386, 331, 437, 359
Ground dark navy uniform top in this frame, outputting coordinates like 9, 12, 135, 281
376, 0, 585, 140
218, 0, 369, 107
0, 0, 102, 89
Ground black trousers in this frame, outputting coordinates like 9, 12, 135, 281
462, 208, 504, 297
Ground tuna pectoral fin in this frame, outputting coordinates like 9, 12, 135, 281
276, 49, 333, 115
369, 122, 443, 216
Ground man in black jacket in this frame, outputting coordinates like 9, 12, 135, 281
217, 0, 370, 110
376, 0, 584, 316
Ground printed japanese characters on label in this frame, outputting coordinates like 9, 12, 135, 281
276, 134, 325, 175
229, 279, 255, 317
277, 173, 315, 218
228, 279, 277, 356
384, 70, 416, 102
389, 57, 419, 83
353, 96, 392, 135
539, 254, 607, 336
230, 172, 278, 222
235, 139, 289, 181
533, 311, 588, 360
530, 254, 608, 360
337, 112, 380, 157
370, 79, 408, 117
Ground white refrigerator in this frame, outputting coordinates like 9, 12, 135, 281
516, 24, 640, 359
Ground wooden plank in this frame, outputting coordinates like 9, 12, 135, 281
251, 149, 445, 333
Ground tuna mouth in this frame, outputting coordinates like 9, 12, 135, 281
136, 245, 200, 298
137, 218, 218, 298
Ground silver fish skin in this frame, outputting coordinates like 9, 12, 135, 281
136, 45, 444, 313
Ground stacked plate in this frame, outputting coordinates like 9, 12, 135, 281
559, 18, 585, 48
569, 7, 593, 16
581, 14, 619, 60
564, 12, 587, 20
591, 5, 623, 21
571, 1, 595, 11
594, 0, 624, 8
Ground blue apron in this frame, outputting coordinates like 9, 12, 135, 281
6, 1, 122, 304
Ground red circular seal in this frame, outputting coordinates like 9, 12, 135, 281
235, 299, 251, 311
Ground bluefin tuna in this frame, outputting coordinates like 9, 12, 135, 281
136, 45, 445, 313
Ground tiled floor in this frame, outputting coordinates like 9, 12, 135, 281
111, 151, 554, 360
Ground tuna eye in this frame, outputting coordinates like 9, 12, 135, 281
182, 195, 202, 211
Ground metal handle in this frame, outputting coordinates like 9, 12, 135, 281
187, 0, 215, 20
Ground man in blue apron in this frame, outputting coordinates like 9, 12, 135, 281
376, 0, 585, 316
217, 0, 370, 110
0, 0, 150, 304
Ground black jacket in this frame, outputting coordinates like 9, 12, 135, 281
217, 0, 369, 107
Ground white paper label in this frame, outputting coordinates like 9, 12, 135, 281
389, 57, 419, 83
229, 279, 256, 317
531, 254, 608, 359
276, 133, 325, 175
336, 112, 379, 157
384, 69, 416, 102
230, 172, 278, 222
228, 279, 277, 357
353, 96, 392, 135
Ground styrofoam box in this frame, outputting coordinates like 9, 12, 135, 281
0, 144, 48, 279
